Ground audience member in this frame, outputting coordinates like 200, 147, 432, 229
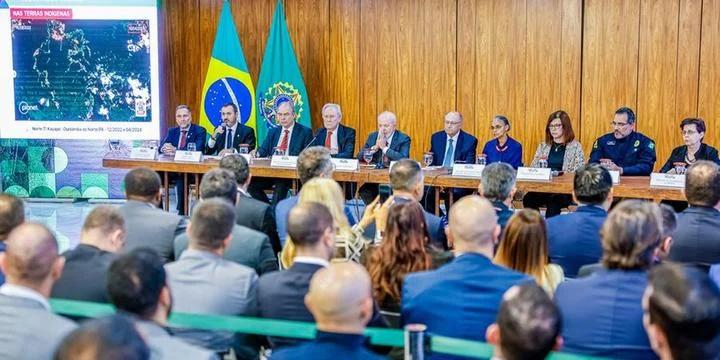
0, 193, 25, 285
108, 248, 216, 359
219, 154, 282, 254
643, 263, 720, 360
0, 223, 76, 360
119, 167, 187, 263
174, 168, 277, 275
555, 200, 662, 359
51, 206, 125, 303
54, 314, 150, 360
165, 198, 258, 356
494, 209, 564, 294
479, 162, 516, 230
269, 263, 384, 360
668, 160, 720, 266
401, 196, 530, 354
486, 284, 563, 360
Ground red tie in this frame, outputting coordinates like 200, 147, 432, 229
279, 130, 290, 152
324, 130, 333, 149
178, 130, 187, 150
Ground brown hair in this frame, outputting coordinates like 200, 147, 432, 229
494, 209, 550, 285
545, 110, 575, 144
367, 202, 432, 304
601, 200, 661, 270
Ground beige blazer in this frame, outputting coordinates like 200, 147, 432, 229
530, 140, 585, 172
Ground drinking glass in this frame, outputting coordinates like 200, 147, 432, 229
673, 162, 687, 175
186, 142, 196, 152
362, 148, 374, 164
423, 152, 434, 167
238, 144, 249, 154
273, 147, 285, 156
476, 154, 487, 165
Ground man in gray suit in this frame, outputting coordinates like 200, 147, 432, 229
0, 223, 77, 360
166, 198, 259, 358
108, 248, 217, 360
174, 168, 277, 275
119, 167, 187, 263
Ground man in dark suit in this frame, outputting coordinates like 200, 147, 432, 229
55, 315, 150, 360
669, 160, 720, 266
588, 106, 656, 176
269, 263, 384, 360
309, 103, 356, 158
0, 193, 24, 286
118, 167, 187, 263
219, 155, 282, 254
51, 206, 125, 303
205, 102, 256, 156
402, 196, 531, 357
479, 162, 516, 231
546, 164, 612, 278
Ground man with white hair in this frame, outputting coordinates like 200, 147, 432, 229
308, 103, 356, 158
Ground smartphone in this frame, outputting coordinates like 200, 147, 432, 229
378, 184, 392, 203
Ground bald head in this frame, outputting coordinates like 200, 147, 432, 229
306, 262, 373, 332
449, 196, 499, 250
1, 223, 62, 289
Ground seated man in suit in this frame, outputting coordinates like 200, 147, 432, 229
108, 248, 217, 360
270, 262, 384, 360
250, 96, 314, 205
160, 105, 208, 213
546, 164, 612, 278
165, 198, 258, 357
0, 193, 25, 285
643, 263, 720, 360
402, 196, 531, 352
55, 315, 149, 360
219, 154, 282, 254
555, 200, 662, 359
0, 223, 77, 359
205, 102, 256, 156
479, 162, 516, 231
174, 168, 277, 275
669, 160, 720, 266
309, 103, 356, 158
486, 284, 563, 360
118, 167, 187, 263
589, 106, 656, 176
358, 111, 412, 205
51, 206, 125, 303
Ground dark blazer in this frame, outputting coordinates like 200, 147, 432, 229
394, 196, 447, 249
546, 205, 607, 278
429, 130, 478, 166
309, 124, 357, 159
269, 331, 384, 360
358, 131, 411, 164
554, 269, 657, 360
401, 253, 531, 358
0, 242, 5, 286
236, 193, 282, 254
659, 143, 720, 172
160, 124, 207, 152
669, 206, 720, 265
257, 123, 314, 158
588, 131, 656, 176
51, 244, 117, 303
204, 123, 256, 155
492, 201, 514, 231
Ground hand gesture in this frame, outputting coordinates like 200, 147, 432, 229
374, 195, 394, 233
161, 143, 176, 155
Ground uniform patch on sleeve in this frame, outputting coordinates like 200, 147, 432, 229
634, 140, 640, 147
648, 142, 655, 149
593, 141, 598, 149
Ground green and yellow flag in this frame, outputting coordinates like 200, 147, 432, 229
199, 0, 256, 137
256, 0, 311, 144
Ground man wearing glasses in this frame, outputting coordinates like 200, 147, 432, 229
589, 107, 656, 175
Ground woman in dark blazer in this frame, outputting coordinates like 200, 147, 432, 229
660, 117, 720, 173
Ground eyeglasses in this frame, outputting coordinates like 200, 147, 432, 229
490, 125, 505, 131
681, 130, 699, 135
548, 124, 563, 129
611, 121, 630, 128
445, 121, 462, 126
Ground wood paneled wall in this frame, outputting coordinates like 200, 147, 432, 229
162, 0, 720, 168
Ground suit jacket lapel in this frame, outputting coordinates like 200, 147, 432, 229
290, 125, 302, 154
317, 128, 327, 147
455, 131, 465, 161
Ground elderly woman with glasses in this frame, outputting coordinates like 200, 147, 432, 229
660, 118, 720, 174
481, 115, 523, 169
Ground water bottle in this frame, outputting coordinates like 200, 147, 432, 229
538, 157, 548, 168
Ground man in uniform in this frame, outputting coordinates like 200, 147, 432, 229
589, 106, 656, 176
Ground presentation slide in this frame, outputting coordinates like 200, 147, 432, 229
0, 0, 160, 140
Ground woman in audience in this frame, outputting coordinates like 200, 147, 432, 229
365, 201, 450, 327
280, 178, 375, 268
481, 115, 523, 169
523, 110, 585, 217
660, 117, 720, 173
494, 209, 564, 294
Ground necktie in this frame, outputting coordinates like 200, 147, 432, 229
443, 138, 454, 167
225, 128, 233, 149
178, 130, 187, 150
279, 130, 290, 153
324, 130, 333, 149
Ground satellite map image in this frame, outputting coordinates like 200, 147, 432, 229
12, 19, 152, 122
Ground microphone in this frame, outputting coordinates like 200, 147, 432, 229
301, 129, 322, 153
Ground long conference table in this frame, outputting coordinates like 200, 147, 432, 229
102, 155, 686, 215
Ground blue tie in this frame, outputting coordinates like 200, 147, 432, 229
443, 138, 454, 168
225, 128, 233, 149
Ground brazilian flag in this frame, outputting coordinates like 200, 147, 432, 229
199, 0, 256, 138
256, 0, 311, 144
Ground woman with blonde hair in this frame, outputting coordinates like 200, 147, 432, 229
494, 209, 564, 294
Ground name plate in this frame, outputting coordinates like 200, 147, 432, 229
609, 170, 620, 184
130, 147, 157, 160
174, 151, 203, 163
271, 155, 298, 168
238, 153, 252, 163
650, 173, 686, 188
331, 158, 359, 171
451, 164, 485, 178
516, 167, 552, 181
